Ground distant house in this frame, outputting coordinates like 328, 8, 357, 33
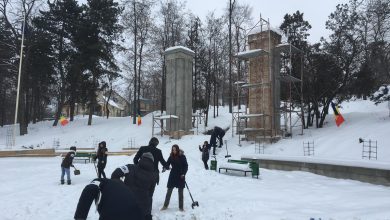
62, 90, 131, 117
129, 97, 158, 116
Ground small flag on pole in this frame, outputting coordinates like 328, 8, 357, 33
59, 116, 69, 126
331, 102, 345, 127
137, 115, 142, 126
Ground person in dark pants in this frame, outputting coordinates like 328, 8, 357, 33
96, 141, 108, 178
161, 144, 188, 211
199, 141, 210, 170
74, 178, 143, 220
209, 126, 225, 155
61, 146, 76, 185
111, 152, 158, 220
133, 137, 168, 211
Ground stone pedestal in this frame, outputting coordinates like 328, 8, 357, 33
164, 46, 194, 132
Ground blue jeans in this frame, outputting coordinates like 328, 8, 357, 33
61, 167, 71, 181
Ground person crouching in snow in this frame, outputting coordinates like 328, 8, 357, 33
111, 152, 158, 220
161, 144, 188, 211
61, 146, 76, 185
199, 141, 210, 170
74, 178, 143, 220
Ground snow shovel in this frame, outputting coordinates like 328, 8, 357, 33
185, 182, 199, 209
224, 140, 231, 158
73, 166, 80, 175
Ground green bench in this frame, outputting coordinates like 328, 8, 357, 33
218, 159, 259, 178
73, 152, 94, 164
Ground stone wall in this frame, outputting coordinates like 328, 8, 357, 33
242, 157, 390, 186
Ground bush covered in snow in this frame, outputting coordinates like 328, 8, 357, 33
371, 85, 390, 104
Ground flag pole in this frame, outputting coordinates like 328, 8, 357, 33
13, 12, 27, 148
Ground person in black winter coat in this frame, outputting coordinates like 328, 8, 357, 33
96, 141, 108, 178
133, 137, 168, 195
161, 144, 188, 211
209, 126, 225, 155
61, 146, 76, 185
111, 152, 158, 220
199, 141, 210, 170
74, 178, 143, 220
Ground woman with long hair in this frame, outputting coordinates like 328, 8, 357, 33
161, 144, 188, 211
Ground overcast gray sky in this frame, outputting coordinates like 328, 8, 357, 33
185, 0, 349, 43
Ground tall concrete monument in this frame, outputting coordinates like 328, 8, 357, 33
164, 46, 194, 133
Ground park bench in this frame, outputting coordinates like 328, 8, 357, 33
219, 159, 259, 178
73, 152, 93, 164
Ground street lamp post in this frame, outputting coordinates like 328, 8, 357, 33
12, 13, 27, 148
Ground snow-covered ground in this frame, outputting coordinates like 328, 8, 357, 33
1, 100, 390, 219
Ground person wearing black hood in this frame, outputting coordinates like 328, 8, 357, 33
133, 137, 168, 211
209, 126, 225, 155
96, 141, 108, 178
111, 152, 158, 220
61, 146, 77, 185
74, 178, 143, 220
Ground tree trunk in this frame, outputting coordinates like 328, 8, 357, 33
132, 0, 138, 124
53, 24, 66, 127
137, 35, 145, 117
0, 89, 4, 127
161, 57, 166, 113
69, 93, 75, 121
53, 91, 65, 126
228, 0, 234, 113
306, 102, 311, 128
318, 100, 331, 128
105, 88, 113, 119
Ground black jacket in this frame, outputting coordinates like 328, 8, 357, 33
133, 145, 168, 172
97, 147, 108, 167
74, 178, 143, 220
61, 151, 75, 168
199, 144, 210, 161
214, 126, 225, 137
111, 158, 158, 217
166, 150, 188, 189
210, 126, 225, 147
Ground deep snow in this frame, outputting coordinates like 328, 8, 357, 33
1, 100, 390, 220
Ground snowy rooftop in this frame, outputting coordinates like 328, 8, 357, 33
275, 43, 302, 54
234, 49, 268, 60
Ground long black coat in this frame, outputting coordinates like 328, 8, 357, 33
97, 147, 108, 170
166, 151, 188, 189
111, 158, 158, 217
133, 145, 168, 172
74, 178, 143, 220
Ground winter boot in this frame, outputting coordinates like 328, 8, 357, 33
67, 180, 71, 185
60, 180, 65, 185
178, 188, 184, 211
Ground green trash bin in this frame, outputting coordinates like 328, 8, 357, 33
210, 159, 217, 171
249, 161, 259, 178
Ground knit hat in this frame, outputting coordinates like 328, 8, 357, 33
141, 152, 154, 162
70, 146, 77, 151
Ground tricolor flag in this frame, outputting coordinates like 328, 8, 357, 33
137, 115, 142, 126
59, 116, 69, 126
331, 102, 345, 127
